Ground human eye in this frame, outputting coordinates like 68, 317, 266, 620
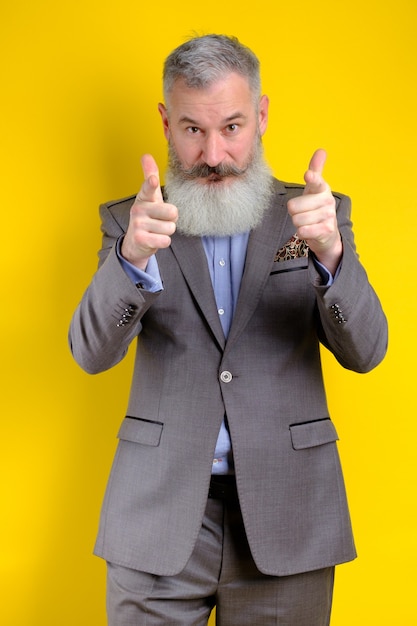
225, 123, 239, 134
186, 126, 200, 135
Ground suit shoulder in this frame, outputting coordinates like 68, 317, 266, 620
99, 194, 136, 232
100, 193, 136, 214
273, 177, 349, 203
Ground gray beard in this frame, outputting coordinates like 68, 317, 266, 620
164, 143, 274, 237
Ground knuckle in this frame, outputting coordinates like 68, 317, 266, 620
287, 199, 296, 214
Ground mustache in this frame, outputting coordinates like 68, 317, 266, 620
178, 161, 249, 179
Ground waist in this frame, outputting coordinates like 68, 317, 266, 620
208, 475, 238, 500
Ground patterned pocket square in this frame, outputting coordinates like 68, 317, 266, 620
274, 234, 309, 262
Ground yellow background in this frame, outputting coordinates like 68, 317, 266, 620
1, 1, 416, 624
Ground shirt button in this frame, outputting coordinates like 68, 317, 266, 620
218, 308, 225, 315
220, 371, 233, 383
219, 259, 226, 267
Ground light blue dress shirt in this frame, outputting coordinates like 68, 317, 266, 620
117, 235, 336, 474
201, 233, 249, 473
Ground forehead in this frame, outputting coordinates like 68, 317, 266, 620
166, 73, 255, 121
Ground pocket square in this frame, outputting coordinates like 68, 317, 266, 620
274, 234, 309, 262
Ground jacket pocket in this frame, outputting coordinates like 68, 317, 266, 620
270, 257, 308, 276
117, 416, 163, 447
289, 418, 339, 450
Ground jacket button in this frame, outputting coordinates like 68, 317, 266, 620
220, 371, 233, 383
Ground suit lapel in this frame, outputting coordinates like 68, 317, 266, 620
226, 181, 290, 350
170, 233, 226, 349
169, 180, 291, 352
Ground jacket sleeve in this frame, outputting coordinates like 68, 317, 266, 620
310, 193, 388, 372
68, 202, 161, 374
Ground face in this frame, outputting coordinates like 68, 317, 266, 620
158, 72, 269, 185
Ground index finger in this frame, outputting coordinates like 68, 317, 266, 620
137, 153, 163, 203
308, 148, 327, 175
303, 148, 328, 195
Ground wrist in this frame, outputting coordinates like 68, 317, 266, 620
120, 236, 151, 271
312, 236, 343, 277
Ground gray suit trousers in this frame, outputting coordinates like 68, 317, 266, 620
106, 488, 334, 626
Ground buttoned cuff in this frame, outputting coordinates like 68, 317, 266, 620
312, 255, 341, 287
116, 237, 163, 292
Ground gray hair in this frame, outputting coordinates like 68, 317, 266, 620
163, 34, 261, 104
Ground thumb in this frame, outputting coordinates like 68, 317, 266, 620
303, 148, 328, 194
138, 154, 164, 202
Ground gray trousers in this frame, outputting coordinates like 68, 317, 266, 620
106, 490, 334, 625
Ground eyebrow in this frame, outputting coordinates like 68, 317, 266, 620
178, 112, 247, 126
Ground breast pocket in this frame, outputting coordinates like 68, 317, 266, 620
270, 257, 308, 276
289, 418, 339, 450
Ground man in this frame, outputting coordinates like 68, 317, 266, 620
69, 34, 387, 625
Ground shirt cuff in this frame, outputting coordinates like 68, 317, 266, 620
116, 237, 163, 292
312, 256, 341, 287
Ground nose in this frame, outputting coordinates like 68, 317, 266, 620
202, 132, 226, 167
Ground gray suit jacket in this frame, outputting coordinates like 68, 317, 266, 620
69, 178, 387, 577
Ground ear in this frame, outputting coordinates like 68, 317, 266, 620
258, 94, 269, 137
158, 103, 170, 140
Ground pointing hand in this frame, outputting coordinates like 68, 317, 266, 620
287, 149, 342, 275
121, 154, 178, 270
